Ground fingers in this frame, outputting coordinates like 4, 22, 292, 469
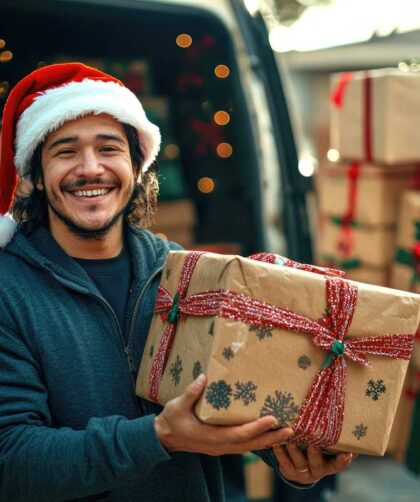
177, 373, 207, 410
272, 443, 296, 474
327, 451, 354, 474
272, 442, 356, 485
286, 442, 311, 473
228, 419, 291, 444
306, 445, 326, 479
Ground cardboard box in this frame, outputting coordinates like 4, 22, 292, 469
318, 163, 418, 225
152, 199, 195, 229
395, 191, 420, 249
344, 266, 389, 287
330, 69, 420, 164
153, 228, 194, 248
320, 217, 395, 268
244, 453, 273, 500
137, 251, 420, 455
390, 263, 415, 292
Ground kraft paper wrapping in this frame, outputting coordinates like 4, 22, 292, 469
330, 69, 420, 164
390, 263, 414, 292
395, 191, 420, 249
390, 265, 420, 370
345, 266, 389, 287
319, 164, 418, 226
320, 218, 395, 268
136, 251, 420, 455
244, 454, 274, 500
152, 199, 196, 228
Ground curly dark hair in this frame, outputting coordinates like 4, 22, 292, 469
12, 123, 159, 235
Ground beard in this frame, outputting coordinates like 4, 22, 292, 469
45, 181, 135, 240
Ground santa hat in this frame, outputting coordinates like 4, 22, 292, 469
0, 62, 161, 247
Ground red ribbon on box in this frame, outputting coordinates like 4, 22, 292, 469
331, 71, 373, 162
148, 252, 414, 447
335, 162, 361, 260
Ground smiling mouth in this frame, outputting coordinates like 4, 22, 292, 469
72, 188, 112, 198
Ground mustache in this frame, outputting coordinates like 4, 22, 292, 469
61, 178, 121, 191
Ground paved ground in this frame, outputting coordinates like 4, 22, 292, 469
333, 456, 420, 502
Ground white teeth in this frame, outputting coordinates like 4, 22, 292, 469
73, 188, 110, 197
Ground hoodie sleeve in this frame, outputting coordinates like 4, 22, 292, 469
0, 321, 171, 502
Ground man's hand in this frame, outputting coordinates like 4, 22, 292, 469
273, 442, 356, 485
154, 374, 293, 455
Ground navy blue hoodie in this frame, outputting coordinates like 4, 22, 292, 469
0, 225, 308, 501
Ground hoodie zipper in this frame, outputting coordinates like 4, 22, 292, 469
127, 266, 164, 356
48, 265, 164, 415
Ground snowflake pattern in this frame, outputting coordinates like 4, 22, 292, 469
260, 390, 299, 427
169, 355, 183, 386
149, 345, 154, 358
234, 381, 257, 406
222, 346, 235, 361
192, 360, 202, 380
249, 324, 273, 341
297, 355, 311, 370
365, 379, 386, 401
352, 423, 368, 440
206, 380, 232, 410
208, 321, 215, 336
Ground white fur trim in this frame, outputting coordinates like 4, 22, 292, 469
15, 79, 161, 175
0, 214, 17, 248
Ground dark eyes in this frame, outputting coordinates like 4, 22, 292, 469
56, 145, 120, 155
101, 146, 119, 152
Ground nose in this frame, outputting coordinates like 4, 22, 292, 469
74, 149, 106, 178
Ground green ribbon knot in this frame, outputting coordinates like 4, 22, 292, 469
167, 292, 181, 324
321, 340, 346, 369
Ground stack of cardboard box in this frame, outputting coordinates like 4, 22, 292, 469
318, 69, 420, 286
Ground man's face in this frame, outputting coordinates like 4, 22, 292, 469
40, 113, 137, 240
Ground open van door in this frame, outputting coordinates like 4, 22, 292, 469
230, 0, 313, 262
0, 0, 312, 261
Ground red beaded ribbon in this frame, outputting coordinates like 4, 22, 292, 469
148, 252, 415, 447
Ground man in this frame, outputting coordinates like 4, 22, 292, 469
0, 63, 353, 501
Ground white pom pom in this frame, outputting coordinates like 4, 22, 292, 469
0, 214, 17, 248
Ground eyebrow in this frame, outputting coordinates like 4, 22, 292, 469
47, 134, 126, 151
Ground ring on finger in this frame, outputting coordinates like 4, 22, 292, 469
296, 465, 310, 473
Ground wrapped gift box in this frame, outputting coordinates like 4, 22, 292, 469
152, 199, 195, 229
330, 68, 420, 164
390, 191, 420, 291
151, 199, 196, 248
153, 228, 194, 248
390, 263, 415, 292
318, 163, 418, 226
320, 217, 395, 268
244, 453, 273, 500
395, 191, 420, 249
341, 265, 389, 288
137, 251, 420, 455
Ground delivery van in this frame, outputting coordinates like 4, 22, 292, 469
0, 0, 312, 262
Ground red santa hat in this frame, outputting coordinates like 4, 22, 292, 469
0, 62, 161, 247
